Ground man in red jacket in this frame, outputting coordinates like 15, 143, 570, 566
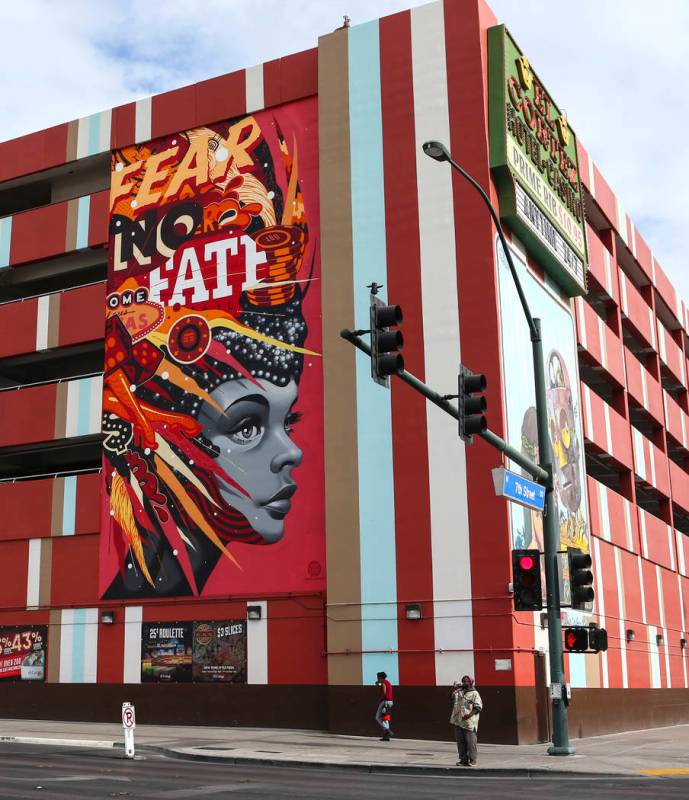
375, 671, 394, 741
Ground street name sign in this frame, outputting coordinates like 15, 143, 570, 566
492, 466, 546, 512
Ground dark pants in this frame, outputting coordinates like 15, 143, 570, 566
453, 725, 478, 764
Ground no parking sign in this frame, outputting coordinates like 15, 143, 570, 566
122, 702, 136, 758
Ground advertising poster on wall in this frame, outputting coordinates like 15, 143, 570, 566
496, 239, 590, 559
192, 620, 246, 683
141, 622, 192, 683
99, 98, 325, 601
0, 625, 47, 681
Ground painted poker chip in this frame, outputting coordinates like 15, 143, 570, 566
167, 315, 211, 364
253, 227, 293, 249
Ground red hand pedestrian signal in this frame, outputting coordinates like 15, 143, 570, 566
563, 626, 588, 652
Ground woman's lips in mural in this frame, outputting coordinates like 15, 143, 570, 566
263, 484, 297, 519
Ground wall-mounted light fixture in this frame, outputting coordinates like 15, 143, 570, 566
656, 633, 664, 646
625, 629, 635, 642
247, 605, 263, 621
101, 611, 115, 625
681, 638, 687, 650
405, 603, 422, 621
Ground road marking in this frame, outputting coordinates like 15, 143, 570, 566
44, 775, 132, 782
640, 769, 689, 775
153, 784, 268, 798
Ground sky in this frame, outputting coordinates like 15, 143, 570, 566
0, 0, 686, 303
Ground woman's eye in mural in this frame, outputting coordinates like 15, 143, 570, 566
228, 416, 264, 446
284, 410, 302, 435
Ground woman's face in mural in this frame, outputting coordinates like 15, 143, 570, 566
547, 354, 581, 512
197, 378, 303, 543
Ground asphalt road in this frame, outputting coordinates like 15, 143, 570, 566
1, 743, 688, 800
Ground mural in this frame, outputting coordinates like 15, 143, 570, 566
496, 240, 589, 557
99, 100, 324, 599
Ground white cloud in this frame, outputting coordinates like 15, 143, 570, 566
0, 0, 686, 303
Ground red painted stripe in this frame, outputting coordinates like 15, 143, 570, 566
380, 10, 435, 686
0, 383, 57, 447
267, 597, 327, 684
0, 479, 53, 541
151, 84, 197, 140
97, 615, 125, 683
444, 0, 519, 686
595, 538, 623, 687
0, 296, 38, 359
263, 48, 318, 108
75, 473, 102, 536
196, 70, 246, 125
0, 123, 69, 183
88, 189, 110, 247
59, 282, 105, 348
50, 534, 99, 607
10, 201, 69, 266
111, 102, 136, 150
0, 541, 29, 610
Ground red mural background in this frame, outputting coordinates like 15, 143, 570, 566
99, 98, 324, 600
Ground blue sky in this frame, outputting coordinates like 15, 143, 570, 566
1, 0, 686, 303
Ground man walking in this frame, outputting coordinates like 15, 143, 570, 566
450, 675, 483, 766
375, 671, 394, 741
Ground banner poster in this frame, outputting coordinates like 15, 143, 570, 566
99, 98, 325, 600
496, 239, 590, 560
0, 625, 47, 681
141, 622, 193, 683
192, 620, 247, 683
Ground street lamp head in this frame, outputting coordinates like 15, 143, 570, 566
422, 140, 450, 162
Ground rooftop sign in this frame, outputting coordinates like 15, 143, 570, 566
488, 25, 588, 296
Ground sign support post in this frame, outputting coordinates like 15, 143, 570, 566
121, 701, 136, 759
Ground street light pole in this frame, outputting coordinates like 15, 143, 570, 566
422, 140, 574, 755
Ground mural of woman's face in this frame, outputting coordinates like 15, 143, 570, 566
197, 378, 303, 543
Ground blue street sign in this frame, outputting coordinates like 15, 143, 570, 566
492, 466, 546, 512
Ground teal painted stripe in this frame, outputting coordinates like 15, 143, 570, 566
76, 377, 92, 436
75, 195, 90, 250
568, 653, 587, 688
62, 475, 77, 536
87, 113, 100, 156
0, 216, 12, 268
349, 20, 399, 686
71, 608, 86, 683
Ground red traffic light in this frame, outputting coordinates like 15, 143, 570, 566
518, 555, 535, 571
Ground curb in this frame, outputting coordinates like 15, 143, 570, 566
0, 735, 638, 779
0, 735, 116, 750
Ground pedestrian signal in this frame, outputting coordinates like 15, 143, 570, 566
512, 549, 542, 611
564, 626, 589, 653
588, 626, 608, 653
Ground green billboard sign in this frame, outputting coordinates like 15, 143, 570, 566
488, 25, 588, 296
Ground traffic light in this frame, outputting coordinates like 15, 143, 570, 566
512, 549, 543, 611
370, 293, 404, 387
458, 365, 487, 444
564, 626, 589, 653
588, 626, 608, 653
568, 548, 594, 610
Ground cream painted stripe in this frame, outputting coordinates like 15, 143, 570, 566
36, 296, 50, 351
76, 116, 90, 160
135, 97, 152, 144
99, 109, 112, 152
678, 574, 688, 687
587, 156, 595, 197
90, 375, 103, 433
598, 316, 607, 369
662, 627, 671, 688
247, 600, 268, 683
593, 538, 609, 687
649, 624, 661, 688
641, 367, 648, 408
583, 385, 593, 440
677, 530, 687, 575
648, 438, 657, 488
245, 65, 264, 112
597, 482, 611, 542
123, 606, 143, 683
681, 409, 687, 449
630, 225, 637, 258
59, 609, 75, 683
658, 322, 667, 364
667, 524, 676, 572
656, 565, 666, 628
603, 248, 612, 296
616, 201, 628, 245
613, 546, 628, 687
603, 402, 612, 456
26, 539, 42, 608
576, 298, 587, 349
624, 499, 634, 552
83, 608, 99, 683
649, 308, 657, 350
639, 510, 649, 558
633, 427, 645, 480
620, 272, 629, 316
64, 379, 80, 438
637, 555, 647, 623
411, 0, 473, 685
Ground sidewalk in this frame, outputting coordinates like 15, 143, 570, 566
2, 718, 689, 777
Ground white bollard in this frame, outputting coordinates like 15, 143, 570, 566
121, 701, 136, 759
